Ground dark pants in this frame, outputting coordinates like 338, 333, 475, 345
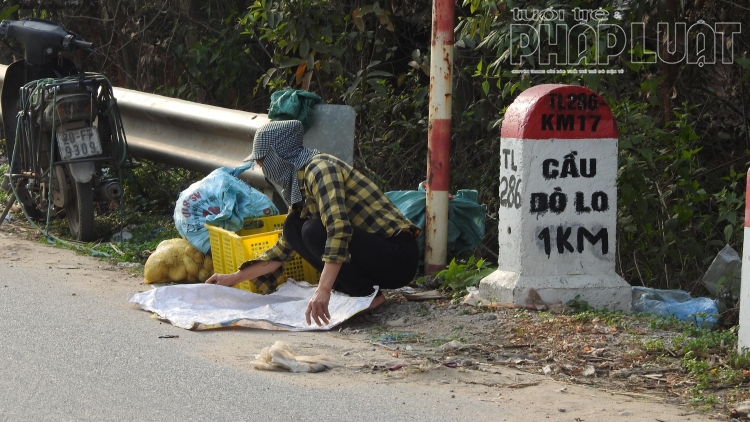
282, 212, 419, 297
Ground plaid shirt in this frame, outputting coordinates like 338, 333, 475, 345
239, 153, 419, 293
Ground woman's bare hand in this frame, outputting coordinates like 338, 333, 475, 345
306, 287, 332, 326
205, 272, 240, 287
205, 261, 282, 288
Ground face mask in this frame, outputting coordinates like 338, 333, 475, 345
259, 159, 275, 183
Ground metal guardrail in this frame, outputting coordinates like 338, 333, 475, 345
113, 87, 272, 188
0, 64, 355, 201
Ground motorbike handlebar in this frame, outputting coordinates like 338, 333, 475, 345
0, 19, 95, 66
73, 39, 93, 50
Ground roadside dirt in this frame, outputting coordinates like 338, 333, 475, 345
0, 216, 743, 421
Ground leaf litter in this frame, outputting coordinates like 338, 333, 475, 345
336, 289, 750, 417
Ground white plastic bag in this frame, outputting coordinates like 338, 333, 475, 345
250, 341, 339, 373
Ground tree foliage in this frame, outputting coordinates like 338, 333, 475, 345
2, 0, 750, 294
454, 0, 750, 292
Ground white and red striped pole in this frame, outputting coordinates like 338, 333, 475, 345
738, 172, 750, 352
425, 0, 454, 274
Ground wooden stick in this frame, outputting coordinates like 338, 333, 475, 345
0, 194, 16, 228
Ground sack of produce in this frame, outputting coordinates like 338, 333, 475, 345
144, 238, 214, 284
173, 162, 279, 253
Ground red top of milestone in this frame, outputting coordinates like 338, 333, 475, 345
501, 84, 618, 140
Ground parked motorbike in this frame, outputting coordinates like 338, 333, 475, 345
0, 18, 132, 241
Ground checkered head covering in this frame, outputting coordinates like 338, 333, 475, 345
246, 120, 318, 206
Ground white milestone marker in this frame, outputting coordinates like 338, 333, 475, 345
480, 84, 631, 311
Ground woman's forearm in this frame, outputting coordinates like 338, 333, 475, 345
207, 260, 282, 286
317, 261, 342, 292
239, 260, 282, 281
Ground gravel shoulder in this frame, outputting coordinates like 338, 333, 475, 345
0, 221, 739, 421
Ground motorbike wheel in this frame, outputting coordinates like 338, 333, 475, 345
66, 179, 95, 242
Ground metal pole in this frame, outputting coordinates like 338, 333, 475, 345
425, 0, 454, 274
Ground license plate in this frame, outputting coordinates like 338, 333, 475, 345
56, 127, 102, 161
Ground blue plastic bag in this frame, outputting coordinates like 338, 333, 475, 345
632, 286, 719, 328
386, 183, 486, 257
173, 163, 279, 253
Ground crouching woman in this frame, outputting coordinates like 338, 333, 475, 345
206, 120, 420, 326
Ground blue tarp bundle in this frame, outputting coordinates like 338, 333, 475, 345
632, 286, 719, 328
386, 183, 486, 257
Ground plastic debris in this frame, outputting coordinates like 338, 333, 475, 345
440, 340, 463, 351
110, 230, 132, 242
402, 290, 445, 301
250, 341, 339, 373
462, 286, 485, 306
702, 244, 741, 298
632, 286, 719, 328
462, 287, 564, 312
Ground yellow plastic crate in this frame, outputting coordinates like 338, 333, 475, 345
241, 214, 287, 234
206, 215, 320, 293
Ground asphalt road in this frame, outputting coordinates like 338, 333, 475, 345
0, 234, 717, 422
0, 245, 502, 422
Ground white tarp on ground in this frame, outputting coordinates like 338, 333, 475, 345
128, 280, 375, 331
